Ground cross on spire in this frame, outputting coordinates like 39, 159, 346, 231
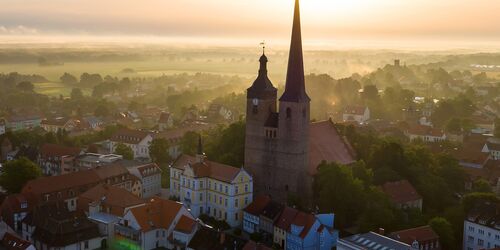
260, 40, 266, 55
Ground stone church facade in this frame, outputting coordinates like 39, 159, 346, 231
244, 0, 356, 204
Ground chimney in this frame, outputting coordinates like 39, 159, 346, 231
378, 228, 385, 235
219, 232, 225, 245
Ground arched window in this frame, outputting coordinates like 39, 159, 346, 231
302, 108, 306, 118
286, 107, 292, 119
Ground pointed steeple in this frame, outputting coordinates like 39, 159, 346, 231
247, 46, 277, 100
279, 0, 310, 103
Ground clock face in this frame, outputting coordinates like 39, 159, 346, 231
252, 98, 259, 106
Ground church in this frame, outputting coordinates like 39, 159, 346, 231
244, 0, 356, 204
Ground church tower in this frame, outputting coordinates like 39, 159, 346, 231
244, 49, 278, 195
244, 0, 310, 203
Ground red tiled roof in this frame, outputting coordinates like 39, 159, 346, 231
155, 123, 213, 142
407, 125, 444, 137
110, 128, 150, 144
172, 155, 242, 183
137, 163, 162, 177
174, 215, 197, 234
158, 112, 171, 123
291, 211, 316, 239
40, 117, 72, 126
40, 144, 81, 158
309, 120, 356, 175
381, 180, 422, 204
390, 225, 439, 246
79, 184, 144, 216
242, 241, 273, 250
129, 198, 183, 232
275, 206, 299, 230
2, 232, 33, 250
244, 195, 271, 216
343, 106, 367, 115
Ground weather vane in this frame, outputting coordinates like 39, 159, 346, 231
260, 40, 266, 54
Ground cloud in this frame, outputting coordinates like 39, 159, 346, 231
0, 25, 39, 35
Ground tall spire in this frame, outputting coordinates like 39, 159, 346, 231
279, 0, 310, 102
247, 43, 277, 99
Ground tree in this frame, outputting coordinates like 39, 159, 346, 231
0, 157, 42, 193
363, 85, 379, 100
445, 118, 462, 134
70, 88, 84, 100
16, 81, 34, 92
94, 104, 110, 118
429, 217, 455, 250
114, 143, 134, 160
60, 72, 78, 85
472, 179, 493, 193
180, 131, 200, 156
149, 138, 171, 164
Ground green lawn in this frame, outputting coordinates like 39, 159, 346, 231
34, 82, 92, 97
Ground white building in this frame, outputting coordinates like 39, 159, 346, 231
109, 128, 153, 160
405, 125, 446, 143
463, 202, 500, 250
169, 142, 253, 228
115, 198, 196, 250
342, 106, 370, 124
127, 163, 162, 198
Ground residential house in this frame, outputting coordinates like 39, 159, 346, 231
463, 159, 500, 194
380, 180, 423, 211
22, 202, 105, 250
170, 147, 253, 228
187, 224, 247, 250
342, 106, 370, 124
37, 144, 83, 175
21, 165, 135, 211
286, 212, 338, 250
243, 195, 271, 234
83, 116, 104, 130
40, 117, 78, 133
483, 140, 500, 160
405, 124, 446, 143
274, 206, 299, 249
463, 202, 500, 250
0, 194, 34, 233
74, 153, 123, 171
338, 232, 413, 250
127, 163, 162, 198
471, 115, 496, 134
78, 184, 145, 242
172, 215, 199, 249
158, 112, 174, 131
155, 123, 214, 159
114, 198, 195, 250
1, 232, 36, 250
389, 225, 441, 250
259, 200, 283, 235
5, 114, 42, 131
109, 128, 153, 160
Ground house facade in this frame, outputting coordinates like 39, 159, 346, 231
40, 117, 78, 133
5, 114, 42, 131
127, 163, 162, 198
170, 144, 253, 228
405, 125, 446, 143
37, 144, 83, 176
389, 225, 441, 250
114, 198, 195, 250
109, 128, 153, 160
342, 106, 370, 124
380, 180, 423, 211
463, 202, 500, 250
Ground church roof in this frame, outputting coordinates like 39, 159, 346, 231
308, 120, 356, 175
279, 0, 310, 103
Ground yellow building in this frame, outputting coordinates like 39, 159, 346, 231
169, 141, 253, 227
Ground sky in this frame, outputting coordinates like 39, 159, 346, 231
0, 0, 499, 48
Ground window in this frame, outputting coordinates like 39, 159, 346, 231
235, 212, 239, 221
225, 199, 228, 207
235, 199, 239, 208
245, 196, 249, 205
245, 184, 248, 192
235, 186, 239, 194
478, 239, 484, 246
219, 197, 222, 205
156, 230, 160, 237
199, 193, 203, 202
225, 186, 228, 194
219, 184, 222, 192
224, 212, 227, 220
84, 241, 89, 249
286, 107, 291, 118
20, 202, 28, 209
200, 181, 204, 189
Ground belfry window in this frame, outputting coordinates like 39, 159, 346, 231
286, 108, 292, 119
253, 105, 258, 114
